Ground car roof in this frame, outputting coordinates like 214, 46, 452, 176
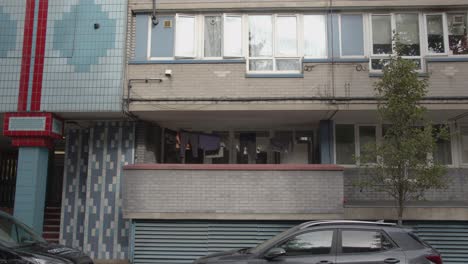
298, 220, 398, 230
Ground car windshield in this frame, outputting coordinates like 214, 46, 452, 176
249, 226, 299, 254
0, 213, 46, 248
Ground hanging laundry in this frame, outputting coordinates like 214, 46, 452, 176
179, 132, 199, 158
199, 134, 221, 151
239, 133, 256, 160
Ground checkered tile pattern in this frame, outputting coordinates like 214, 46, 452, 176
60, 121, 135, 259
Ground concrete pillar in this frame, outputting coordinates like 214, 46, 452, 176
14, 147, 49, 235
319, 120, 335, 164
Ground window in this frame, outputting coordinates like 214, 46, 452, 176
336, 124, 355, 164
224, 15, 243, 57
340, 14, 365, 57
175, 15, 197, 58
280, 230, 334, 256
447, 13, 468, 55
433, 125, 452, 165
341, 230, 394, 254
460, 126, 468, 164
425, 14, 447, 54
359, 126, 377, 163
304, 15, 327, 58
370, 14, 422, 71
204, 16, 222, 57
248, 15, 301, 72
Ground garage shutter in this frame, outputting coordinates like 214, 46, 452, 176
412, 222, 468, 264
132, 221, 296, 264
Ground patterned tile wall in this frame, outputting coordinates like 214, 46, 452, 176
60, 121, 135, 259
41, 0, 127, 112
0, 0, 25, 112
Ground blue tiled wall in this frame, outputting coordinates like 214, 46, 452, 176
61, 122, 135, 259
0, 0, 25, 112
42, 0, 127, 112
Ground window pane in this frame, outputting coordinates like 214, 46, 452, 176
342, 230, 393, 253
249, 59, 273, 71
433, 126, 452, 165
372, 15, 392, 54
426, 15, 445, 54
461, 127, 468, 164
276, 59, 300, 71
276, 16, 297, 56
371, 58, 391, 70
175, 16, 196, 57
447, 13, 468, 55
395, 14, 420, 56
341, 14, 365, 56
249, 15, 273, 57
204, 16, 222, 57
224, 16, 243, 57
304, 15, 327, 57
280, 230, 333, 256
336, 124, 355, 164
359, 126, 376, 163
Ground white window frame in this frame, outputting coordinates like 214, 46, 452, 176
445, 11, 468, 57
457, 124, 468, 167
223, 14, 244, 58
423, 13, 449, 56
303, 13, 328, 59
174, 14, 198, 58
338, 13, 368, 59
201, 14, 224, 60
369, 12, 425, 73
247, 14, 302, 74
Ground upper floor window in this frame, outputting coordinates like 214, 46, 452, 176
304, 15, 328, 58
248, 15, 301, 72
370, 13, 422, 71
425, 14, 447, 54
447, 13, 468, 55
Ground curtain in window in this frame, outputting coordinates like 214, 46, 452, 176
304, 15, 327, 57
204, 16, 222, 57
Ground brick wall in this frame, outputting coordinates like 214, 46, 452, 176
126, 62, 468, 101
344, 168, 468, 202
122, 168, 344, 217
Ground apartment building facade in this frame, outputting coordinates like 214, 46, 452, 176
0, 0, 467, 264
122, 0, 468, 263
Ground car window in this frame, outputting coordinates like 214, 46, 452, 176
341, 230, 394, 253
0, 215, 44, 247
279, 230, 334, 256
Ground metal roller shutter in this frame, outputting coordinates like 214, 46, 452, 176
412, 222, 468, 264
132, 221, 296, 264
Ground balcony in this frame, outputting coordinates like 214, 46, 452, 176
122, 164, 344, 220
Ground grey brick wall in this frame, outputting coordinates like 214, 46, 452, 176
126, 62, 468, 102
344, 168, 468, 202
123, 169, 344, 216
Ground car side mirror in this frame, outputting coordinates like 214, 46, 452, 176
264, 247, 286, 260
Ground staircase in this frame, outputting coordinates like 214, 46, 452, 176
42, 206, 61, 244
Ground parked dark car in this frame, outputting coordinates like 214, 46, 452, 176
0, 211, 93, 264
193, 220, 443, 264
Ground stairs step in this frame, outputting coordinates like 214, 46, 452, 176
43, 225, 60, 232
43, 232, 60, 239
44, 219, 60, 225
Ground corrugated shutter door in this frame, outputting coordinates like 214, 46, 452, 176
133, 221, 295, 264
412, 222, 468, 264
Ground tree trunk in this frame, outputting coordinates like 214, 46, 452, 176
397, 198, 404, 225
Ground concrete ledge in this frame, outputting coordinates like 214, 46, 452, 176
123, 212, 344, 220
123, 163, 344, 171
345, 207, 468, 221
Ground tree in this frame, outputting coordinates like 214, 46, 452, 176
358, 36, 448, 225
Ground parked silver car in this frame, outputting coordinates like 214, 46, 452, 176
193, 220, 442, 264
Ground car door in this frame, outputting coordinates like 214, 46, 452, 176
335, 229, 406, 264
265, 229, 337, 264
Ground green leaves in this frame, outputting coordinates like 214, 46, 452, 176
357, 35, 448, 223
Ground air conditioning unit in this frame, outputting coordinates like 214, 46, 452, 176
452, 15, 465, 25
